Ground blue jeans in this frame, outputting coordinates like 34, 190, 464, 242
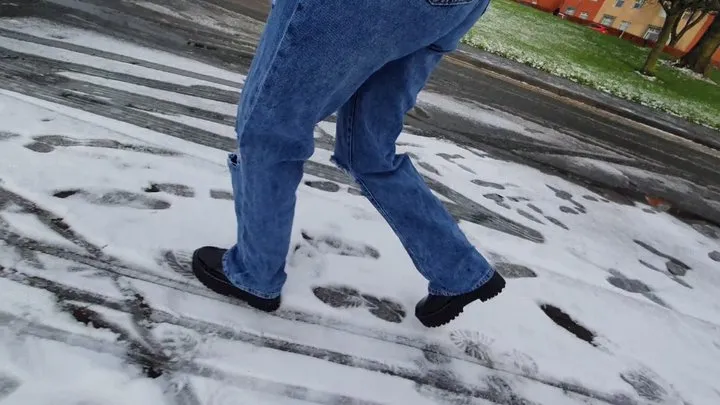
223, 0, 495, 299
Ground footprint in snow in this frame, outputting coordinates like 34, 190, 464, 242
637, 259, 691, 289
633, 240, 691, 276
606, 269, 669, 307
304, 180, 341, 193
497, 349, 539, 377
347, 187, 363, 196
449, 329, 494, 366
709, 251, 720, 262
619, 367, 681, 404
539, 303, 597, 347
544, 215, 569, 230
494, 262, 537, 278
53, 189, 171, 210
421, 344, 452, 365
312, 285, 406, 323
437, 153, 464, 161
516, 208, 544, 224
484, 375, 542, 405
472, 179, 505, 190
484, 193, 511, 209
417, 161, 440, 175
144, 183, 195, 197
546, 185, 586, 214
158, 250, 195, 280
209, 190, 233, 200
0, 373, 21, 400
0, 131, 20, 141
154, 324, 202, 362
300, 230, 380, 259
436, 153, 476, 174
559, 206, 579, 215
24, 135, 179, 156
527, 203, 543, 214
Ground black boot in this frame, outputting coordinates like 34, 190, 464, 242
415, 271, 505, 328
192, 247, 281, 312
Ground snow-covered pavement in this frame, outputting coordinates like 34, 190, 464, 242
1, 18, 720, 405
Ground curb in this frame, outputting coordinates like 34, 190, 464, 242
451, 48, 720, 151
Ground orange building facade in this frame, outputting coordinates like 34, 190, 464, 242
517, 0, 719, 66
560, 0, 605, 21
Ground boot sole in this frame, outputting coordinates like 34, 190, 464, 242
417, 271, 506, 328
192, 250, 280, 313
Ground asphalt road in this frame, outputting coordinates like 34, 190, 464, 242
5, 0, 720, 226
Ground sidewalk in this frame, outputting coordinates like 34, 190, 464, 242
1, 17, 720, 405
453, 45, 720, 150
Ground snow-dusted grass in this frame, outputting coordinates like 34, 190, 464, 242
463, 0, 720, 129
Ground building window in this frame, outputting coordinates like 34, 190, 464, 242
566, 7, 576, 15
615, 0, 625, 7
601, 15, 616, 26
580, 12, 589, 19
643, 25, 662, 41
633, 0, 645, 9
619, 20, 631, 31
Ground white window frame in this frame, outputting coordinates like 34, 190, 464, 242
643, 26, 662, 41
580, 12, 589, 19
615, 0, 625, 7
566, 7, 576, 15
600, 15, 616, 26
619, 20, 631, 31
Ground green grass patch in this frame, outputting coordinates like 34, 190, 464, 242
462, 0, 720, 129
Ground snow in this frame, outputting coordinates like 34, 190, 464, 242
418, 92, 527, 134
635, 71, 658, 82
125, 0, 266, 39
57, 72, 239, 116
144, 111, 236, 139
0, 337, 165, 405
2, 17, 720, 405
0, 17, 247, 84
661, 60, 718, 85
417, 92, 631, 159
0, 34, 240, 92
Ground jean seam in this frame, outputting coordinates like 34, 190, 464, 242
235, 0, 303, 141
347, 93, 358, 169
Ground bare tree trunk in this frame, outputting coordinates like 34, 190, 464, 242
669, 12, 684, 46
669, 10, 708, 48
642, 12, 681, 75
679, 16, 720, 76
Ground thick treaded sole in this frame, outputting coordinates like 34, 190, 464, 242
191, 249, 281, 313
416, 271, 506, 328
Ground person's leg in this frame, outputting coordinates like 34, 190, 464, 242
193, 0, 494, 313
332, 7, 504, 327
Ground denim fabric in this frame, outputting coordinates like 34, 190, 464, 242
223, 0, 495, 299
